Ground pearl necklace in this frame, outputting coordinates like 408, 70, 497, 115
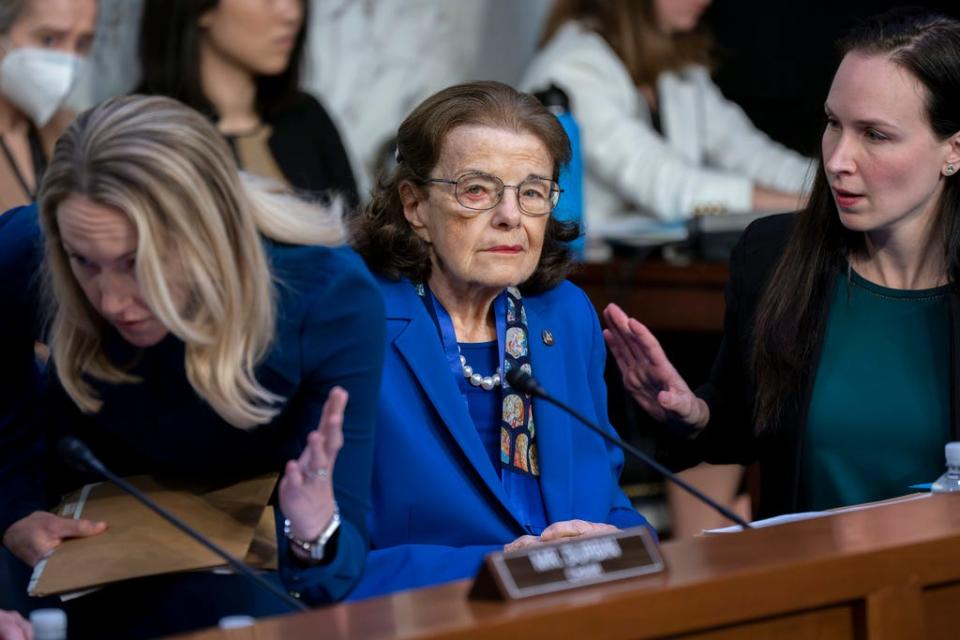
459, 353, 501, 391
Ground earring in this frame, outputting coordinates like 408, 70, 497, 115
945, 164, 957, 176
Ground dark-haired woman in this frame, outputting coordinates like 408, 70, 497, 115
138, 0, 357, 204
605, 11, 960, 518
348, 81, 653, 600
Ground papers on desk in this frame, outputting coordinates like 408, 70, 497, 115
588, 216, 688, 246
28, 473, 279, 597
702, 492, 933, 535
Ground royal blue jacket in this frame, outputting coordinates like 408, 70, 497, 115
349, 275, 652, 600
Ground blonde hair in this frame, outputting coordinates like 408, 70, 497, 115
38, 94, 344, 429
540, 0, 712, 86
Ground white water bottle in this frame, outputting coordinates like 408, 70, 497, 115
931, 442, 960, 493
30, 609, 67, 640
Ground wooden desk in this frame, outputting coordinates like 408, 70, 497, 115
174, 494, 960, 640
569, 260, 729, 333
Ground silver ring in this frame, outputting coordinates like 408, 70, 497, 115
303, 466, 329, 480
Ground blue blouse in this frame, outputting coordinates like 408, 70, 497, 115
458, 340, 502, 473
424, 288, 550, 535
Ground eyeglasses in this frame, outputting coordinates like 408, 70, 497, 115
422, 171, 562, 217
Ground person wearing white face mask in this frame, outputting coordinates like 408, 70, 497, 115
0, 0, 95, 212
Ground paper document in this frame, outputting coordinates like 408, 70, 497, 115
702, 492, 932, 535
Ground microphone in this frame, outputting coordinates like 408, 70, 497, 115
57, 437, 308, 611
506, 370, 752, 530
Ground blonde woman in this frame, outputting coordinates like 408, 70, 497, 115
0, 95, 384, 637
522, 0, 812, 225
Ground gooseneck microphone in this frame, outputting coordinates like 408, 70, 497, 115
57, 437, 308, 611
506, 370, 752, 530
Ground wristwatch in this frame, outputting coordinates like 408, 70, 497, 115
284, 505, 341, 563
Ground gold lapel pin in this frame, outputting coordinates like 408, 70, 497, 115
541, 329, 554, 346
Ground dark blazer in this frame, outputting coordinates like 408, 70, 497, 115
348, 276, 652, 600
671, 213, 960, 518
261, 91, 358, 206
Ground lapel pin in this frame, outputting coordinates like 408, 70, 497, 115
541, 329, 554, 346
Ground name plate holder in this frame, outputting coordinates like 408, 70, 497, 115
469, 526, 664, 601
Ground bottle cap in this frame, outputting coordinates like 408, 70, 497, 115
219, 615, 255, 629
30, 609, 67, 639
946, 442, 960, 466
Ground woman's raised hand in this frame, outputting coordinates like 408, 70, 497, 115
279, 387, 347, 541
602, 303, 709, 429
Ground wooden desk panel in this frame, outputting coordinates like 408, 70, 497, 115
173, 494, 960, 640
569, 261, 729, 333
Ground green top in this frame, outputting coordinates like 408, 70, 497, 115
803, 268, 951, 511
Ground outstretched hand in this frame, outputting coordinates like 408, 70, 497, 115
602, 303, 709, 429
2, 511, 107, 568
279, 386, 347, 541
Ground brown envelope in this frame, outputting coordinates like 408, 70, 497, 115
244, 505, 279, 570
29, 473, 279, 596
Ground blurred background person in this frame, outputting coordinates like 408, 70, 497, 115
138, 0, 358, 206
605, 10, 960, 519
522, 0, 812, 227
0, 0, 96, 606
0, 95, 384, 637
349, 81, 652, 599
0, 0, 95, 213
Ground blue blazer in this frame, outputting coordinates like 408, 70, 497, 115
349, 276, 651, 600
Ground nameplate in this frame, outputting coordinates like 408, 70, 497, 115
469, 526, 664, 601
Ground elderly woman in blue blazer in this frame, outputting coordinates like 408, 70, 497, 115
349, 81, 653, 600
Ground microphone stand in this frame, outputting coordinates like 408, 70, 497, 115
58, 438, 308, 611
506, 372, 752, 530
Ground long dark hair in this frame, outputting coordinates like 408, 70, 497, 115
137, 0, 309, 119
751, 10, 960, 432
351, 81, 578, 294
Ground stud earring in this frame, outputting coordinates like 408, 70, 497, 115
945, 164, 957, 176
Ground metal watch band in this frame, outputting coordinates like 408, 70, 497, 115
284, 504, 341, 563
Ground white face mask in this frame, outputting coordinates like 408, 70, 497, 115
0, 48, 87, 127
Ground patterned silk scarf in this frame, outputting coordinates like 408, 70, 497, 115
500, 286, 538, 477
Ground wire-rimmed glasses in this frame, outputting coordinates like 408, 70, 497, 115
422, 171, 562, 217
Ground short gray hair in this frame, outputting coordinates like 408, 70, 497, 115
0, 0, 26, 35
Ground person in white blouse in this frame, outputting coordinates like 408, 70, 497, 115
522, 0, 814, 226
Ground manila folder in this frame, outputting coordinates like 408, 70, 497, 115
28, 472, 278, 596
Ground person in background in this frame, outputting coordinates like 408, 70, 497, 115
0, 0, 95, 213
0, 95, 384, 638
522, 0, 812, 226
349, 81, 653, 600
138, 0, 358, 205
0, 0, 96, 608
605, 10, 960, 518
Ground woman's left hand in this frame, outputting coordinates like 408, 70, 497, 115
503, 520, 618, 553
279, 386, 348, 541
